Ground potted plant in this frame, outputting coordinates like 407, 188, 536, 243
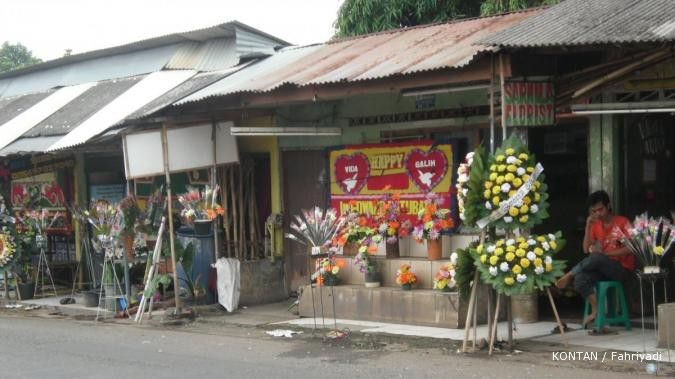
412, 193, 454, 260
395, 263, 417, 290
178, 186, 224, 236
334, 207, 376, 256
119, 195, 140, 259
15, 262, 36, 300
354, 233, 382, 287
433, 255, 458, 292
373, 192, 412, 258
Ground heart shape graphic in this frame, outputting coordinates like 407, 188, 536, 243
405, 148, 448, 192
334, 153, 370, 195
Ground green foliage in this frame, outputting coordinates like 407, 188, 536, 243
0, 42, 42, 73
480, 0, 560, 16
143, 274, 172, 298
462, 146, 489, 227
334, 0, 482, 38
454, 240, 480, 300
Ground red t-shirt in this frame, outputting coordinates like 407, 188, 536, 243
590, 215, 635, 271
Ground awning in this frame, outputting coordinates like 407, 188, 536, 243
0, 83, 96, 151
47, 70, 197, 151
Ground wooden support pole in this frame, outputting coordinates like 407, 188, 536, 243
238, 164, 245, 260
221, 166, 232, 257
507, 295, 513, 351
489, 293, 501, 355
499, 53, 507, 141
547, 287, 569, 347
230, 167, 239, 260
462, 270, 480, 352
161, 125, 181, 314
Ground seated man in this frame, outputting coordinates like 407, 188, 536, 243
556, 190, 634, 326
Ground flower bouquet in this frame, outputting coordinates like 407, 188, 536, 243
412, 192, 453, 260
178, 185, 224, 224
433, 253, 458, 292
0, 228, 17, 270
395, 263, 417, 290
312, 255, 343, 286
456, 146, 489, 227
17, 208, 63, 249
71, 200, 124, 259
472, 232, 566, 296
618, 213, 674, 273
373, 192, 412, 258
286, 207, 345, 255
118, 195, 140, 237
480, 135, 549, 230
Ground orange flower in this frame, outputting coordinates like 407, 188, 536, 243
206, 209, 217, 220
358, 216, 369, 227
388, 220, 400, 229
367, 243, 378, 254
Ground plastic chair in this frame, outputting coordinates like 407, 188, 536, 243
583, 280, 631, 331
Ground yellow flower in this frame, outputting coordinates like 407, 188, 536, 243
504, 173, 515, 182
654, 246, 665, 255
492, 196, 500, 206
518, 153, 528, 160
489, 255, 499, 266
534, 180, 541, 189
498, 164, 506, 172
489, 172, 498, 181
490, 164, 497, 171
496, 240, 504, 247
545, 263, 553, 272
485, 181, 494, 189
496, 176, 505, 185
516, 248, 526, 257
513, 178, 523, 187
534, 192, 541, 202
494, 247, 504, 256
517, 236, 525, 243
520, 205, 529, 214
509, 207, 519, 217
536, 236, 546, 242
480, 254, 487, 264
519, 242, 529, 249
523, 196, 531, 205
505, 252, 515, 262
504, 277, 514, 285
477, 244, 484, 253
492, 186, 501, 195
506, 245, 516, 253
507, 165, 517, 172
508, 190, 517, 198
519, 215, 529, 223
512, 265, 522, 274
527, 167, 534, 173
505, 148, 515, 155
549, 241, 557, 250
496, 155, 505, 162
522, 174, 531, 183
534, 258, 543, 267
484, 189, 492, 199
520, 258, 530, 268
534, 247, 544, 256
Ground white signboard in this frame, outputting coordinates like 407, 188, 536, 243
123, 122, 238, 179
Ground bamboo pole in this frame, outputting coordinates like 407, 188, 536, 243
161, 125, 181, 315
248, 164, 256, 259
221, 166, 232, 257
499, 53, 507, 141
489, 293, 501, 355
490, 53, 495, 154
238, 163, 245, 260
547, 287, 569, 347
230, 166, 239, 260
461, 270, 480, 352
211, 121, 219, 262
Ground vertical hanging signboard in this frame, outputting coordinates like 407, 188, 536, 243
504, 81, 555, 126
328, 141, 454, 224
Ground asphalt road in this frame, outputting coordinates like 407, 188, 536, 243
0, 314, 663, 378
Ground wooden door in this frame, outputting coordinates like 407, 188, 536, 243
282, 150, 327, 294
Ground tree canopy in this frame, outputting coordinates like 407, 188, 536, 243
334, 0, 560, 38
0, 42, 42, 74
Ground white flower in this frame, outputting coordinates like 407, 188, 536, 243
450, 252, 458, 265
489, 266, 499, 276
548, 233, 556, 241
462, 188, 468, 196
516, 167, 526, 176
501, 183, 511, 193
466, 152, 475, 161
487, 245, 496, 253
542, 241, 550, 251
535, 266, 545, 275
459, 214, 466, 220
506, 238, 515, 246
530, 204, 539, 213
500, 262, 510, 272
449, 269, 456, 277
514, 199, 523, 207
516, 274, 527, 283
527, 251, 537, 261
506, 156, 517, 164
527, 239, 536, 246
458, 174, 469, 183
485, 201, 492, 210
504, 216, 513, 223
544, 256, 552, 264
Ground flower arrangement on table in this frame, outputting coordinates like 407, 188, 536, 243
373, 191, 412, 245
178, 185, 224, 224
433, 253, 459, 292
286, 207, 345, 255
412, 192, 453, 242
312, 255, 344, 286
618, 213, 674, 273
472, 232, 566, 296
395, 263, 417, 290
480, 135, 549, 229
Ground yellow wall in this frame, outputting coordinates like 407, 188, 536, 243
236, 116, 284, 256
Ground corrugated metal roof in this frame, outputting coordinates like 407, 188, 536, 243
0, 91, 53, 126
0, 83, 96, 151
48, 70, 197, 151
0, 136, 62, 157
480, 0, 675, 47
26, 76, 143, 137
178, 10, 541, 105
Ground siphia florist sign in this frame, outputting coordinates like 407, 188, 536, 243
328, 141, 454, 223
504, 81, 555, 127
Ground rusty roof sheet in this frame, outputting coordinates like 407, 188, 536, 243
178, 9, 541, 104
480, 0, 675, 47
